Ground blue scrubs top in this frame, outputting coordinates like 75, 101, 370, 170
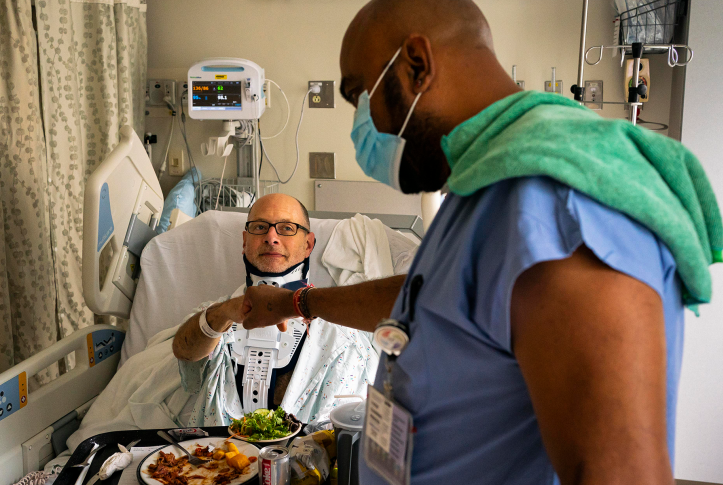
359, 177, 685, 485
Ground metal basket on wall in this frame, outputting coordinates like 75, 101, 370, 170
618, 0, 687, 45
195, 178, 279, 213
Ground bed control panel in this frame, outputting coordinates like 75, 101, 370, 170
86, 329, 125, 367
0, 371, 27, 422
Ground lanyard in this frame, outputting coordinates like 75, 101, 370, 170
365, 275, 422, 485
373, 274, 424, 399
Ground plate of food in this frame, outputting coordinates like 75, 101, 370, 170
137, 437, 259, 485
228, 407, 303, 444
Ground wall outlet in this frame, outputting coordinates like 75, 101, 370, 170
584, 80, 603, 110
309, 81, 335, 108
178, 81, 189, 105
169, 148, 185, 176
147, 79, 176, 106
515, 80, 525, 89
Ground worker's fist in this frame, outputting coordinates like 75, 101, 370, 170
240, 285, 296, 332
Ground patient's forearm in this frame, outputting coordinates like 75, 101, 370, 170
241, 275, 406, 333
306, 275, 406, 332
172, 302, 233, 362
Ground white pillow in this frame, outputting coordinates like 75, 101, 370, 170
119, 211, 418, 366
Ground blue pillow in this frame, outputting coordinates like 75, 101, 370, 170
156, 167, 201, 234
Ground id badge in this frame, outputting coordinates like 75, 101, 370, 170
363, 385, 414, 485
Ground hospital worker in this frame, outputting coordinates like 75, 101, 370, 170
240, 0, 722, 484
172, 194, 378, 424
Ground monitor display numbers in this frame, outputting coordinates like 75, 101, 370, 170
191, 81, 242, 110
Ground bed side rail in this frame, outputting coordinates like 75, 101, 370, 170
0, 325, 124, 484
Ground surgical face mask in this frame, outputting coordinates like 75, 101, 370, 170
351, 47, 423, 191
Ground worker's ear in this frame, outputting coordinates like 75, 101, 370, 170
401, 35, 435, 95
242, 230, 247, 252
306, 232, 316, 258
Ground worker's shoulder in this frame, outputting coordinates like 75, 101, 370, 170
468, 176, 675, 296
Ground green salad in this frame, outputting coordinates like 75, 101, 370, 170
230, 408, 297, 441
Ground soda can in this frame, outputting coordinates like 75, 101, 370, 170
259, 446, 291, 485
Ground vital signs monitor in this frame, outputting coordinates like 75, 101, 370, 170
188, 58, 267, 120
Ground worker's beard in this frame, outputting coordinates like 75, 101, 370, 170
383, 75, 451, 194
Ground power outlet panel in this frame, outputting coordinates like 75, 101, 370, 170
584, 80, 603, 110
178, 80, 189, 105
169, 148, 186, 176
544, 80, 563, 94
309, 81, 335, 108
147, 79, 176, 107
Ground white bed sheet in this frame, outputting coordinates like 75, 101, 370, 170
119, 211, 418, 366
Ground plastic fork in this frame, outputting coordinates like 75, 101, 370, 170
156, 430, 206, 467
71, 443, 107, 468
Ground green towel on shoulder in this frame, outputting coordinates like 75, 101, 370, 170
441, 90, 722, 306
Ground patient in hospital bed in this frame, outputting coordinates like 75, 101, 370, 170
171, 193, 378, 425
65, 194, 406, 453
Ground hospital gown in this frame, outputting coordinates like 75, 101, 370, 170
178, 284, 379, 425
66, 285, 378, 452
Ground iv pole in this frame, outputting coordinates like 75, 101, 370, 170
571, 0, 590, 103
571, 0, 692, 127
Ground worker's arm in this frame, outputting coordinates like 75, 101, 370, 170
172, 296, 242, 362
241, 275, 406, 333
511, 245, 673, 485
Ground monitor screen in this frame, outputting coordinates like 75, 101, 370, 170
191, 81, 242, 110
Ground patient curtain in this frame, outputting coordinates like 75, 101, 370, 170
0, 0, 58, 383
0, 0, 146, 382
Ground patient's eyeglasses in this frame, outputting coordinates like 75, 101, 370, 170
246, 220, 310, 236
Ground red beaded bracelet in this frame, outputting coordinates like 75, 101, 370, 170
292, 288, 305, 320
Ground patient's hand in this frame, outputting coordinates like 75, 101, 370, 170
241, 285, 296, 332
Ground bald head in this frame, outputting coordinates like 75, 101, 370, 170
345, 0, 493, 57
248, 193, 310, 229
340, 0, 520, 193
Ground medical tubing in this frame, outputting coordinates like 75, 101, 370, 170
258, 126, 265, 175
179, 91, 202, 214
260, 79, 291, 140
260, 137, 283, 182
259, 88, 313, 185
214, 153, 231, 210
159, 110, 174, 179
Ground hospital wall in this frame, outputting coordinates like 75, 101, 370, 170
145, 0, 674, 208
674, 1, 723, 484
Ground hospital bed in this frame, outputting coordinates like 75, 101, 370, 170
0, 128, 420, 485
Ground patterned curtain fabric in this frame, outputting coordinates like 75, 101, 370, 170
0, 0, 146, 381
0, 0, 58, 384
35, 0, 147, 367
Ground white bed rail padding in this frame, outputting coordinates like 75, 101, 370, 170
82, 125, 164, 318
0, 325, 124, 484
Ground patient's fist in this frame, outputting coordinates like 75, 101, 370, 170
241, 285, 295, 332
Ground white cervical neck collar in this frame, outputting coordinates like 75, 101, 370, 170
231, 258, 308, 413
247, 263, 305, 288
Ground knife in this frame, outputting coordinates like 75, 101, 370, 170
84, 439, 142, 485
